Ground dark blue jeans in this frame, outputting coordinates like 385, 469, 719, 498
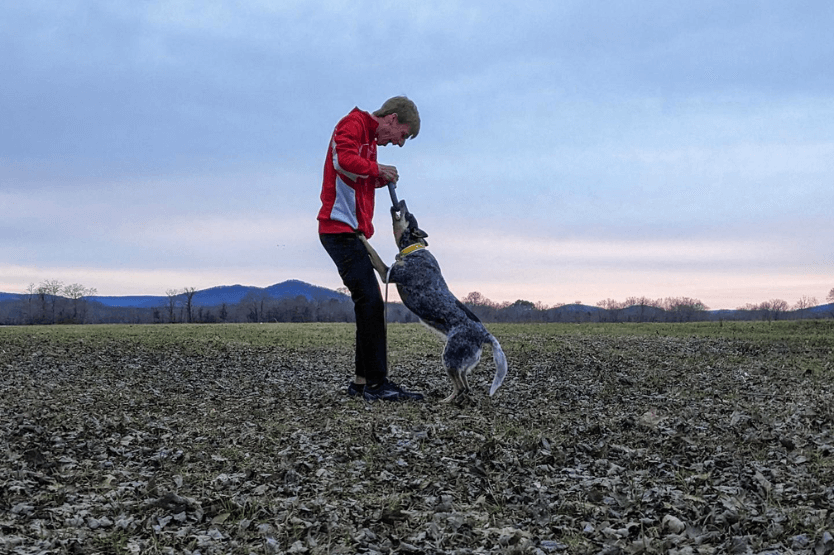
320, 233, 387, 384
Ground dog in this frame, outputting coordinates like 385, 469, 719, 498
360, 200, 508, 403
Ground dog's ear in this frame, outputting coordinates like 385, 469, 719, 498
404, 211, 424, 234
407, 213, 429, 244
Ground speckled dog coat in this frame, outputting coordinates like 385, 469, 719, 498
384, 204, 508, 402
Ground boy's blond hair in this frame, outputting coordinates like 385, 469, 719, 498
373, 96, 420, 139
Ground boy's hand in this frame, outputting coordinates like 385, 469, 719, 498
378, 164, 399, 184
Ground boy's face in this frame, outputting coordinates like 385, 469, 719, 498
376, 114, 411, 147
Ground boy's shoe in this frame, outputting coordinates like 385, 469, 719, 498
364, 380, 424, 402
347, 382, 365, 397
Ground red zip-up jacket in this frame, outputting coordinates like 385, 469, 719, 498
317, 108, 386, 238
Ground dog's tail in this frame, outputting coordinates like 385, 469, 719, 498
488, 335, 508, 396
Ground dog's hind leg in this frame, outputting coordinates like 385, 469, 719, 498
443, 349, 481, 403
441, 333, 483, 403
442, 367, 466, 403
458, 357, 477, 394
443, 359, 485, 405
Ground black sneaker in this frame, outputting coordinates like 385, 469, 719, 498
364, 380, 424, 402
347, 382, 365, 397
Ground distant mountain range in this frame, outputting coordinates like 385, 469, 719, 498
1, 281, 832, 318
1, 280, 348, 308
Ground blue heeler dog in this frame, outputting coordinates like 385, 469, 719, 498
360, 200, 508, 403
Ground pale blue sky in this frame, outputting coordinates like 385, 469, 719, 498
2, 1, 832, 309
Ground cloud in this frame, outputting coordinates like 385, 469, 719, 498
0, 264, 313, 297
2, 0, 833, 311
446, 267, 832, 310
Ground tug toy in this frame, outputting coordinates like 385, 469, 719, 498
387, 181, 400, 208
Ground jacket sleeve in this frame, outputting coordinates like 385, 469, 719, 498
332, 117, 379, 180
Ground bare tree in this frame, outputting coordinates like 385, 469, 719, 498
462, 291, 493, 307
241, 290, 271, 323
182, 287, 197, 323
596, 298, 622, 311
621, 296, 662, 322
165, 289, 181, 323
662, 297, 708, 322
758, 299, 789, 321
63, 283, 97, 323
460, 292, 500, 321
624, 296, 661, 309
38, 279, 64, 324
768, 299, 789, 313
25, 283, 38, 324
793, 296, 818, 311
827, 288, 834, 304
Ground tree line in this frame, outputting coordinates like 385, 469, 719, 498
5, 281, 99, 325
1, 282, 832, 326
461, 291, 834, 323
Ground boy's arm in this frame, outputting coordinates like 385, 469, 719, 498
332, 119, 379, 179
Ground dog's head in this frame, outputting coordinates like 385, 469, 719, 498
391, 200, 428, 250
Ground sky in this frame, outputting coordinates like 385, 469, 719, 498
2, 0, 833, 310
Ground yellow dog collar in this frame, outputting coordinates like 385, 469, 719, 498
399, 243, 426, 257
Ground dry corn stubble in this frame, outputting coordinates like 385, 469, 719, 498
1, 321, 833, 554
